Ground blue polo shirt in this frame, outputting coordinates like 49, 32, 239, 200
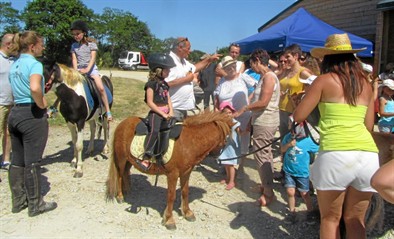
9, 54, 44, 104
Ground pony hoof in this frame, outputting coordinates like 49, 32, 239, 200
164, 223, 177, 231
185, 214, 196, 222
115, 197, 124, 204
73, 172, 83, 178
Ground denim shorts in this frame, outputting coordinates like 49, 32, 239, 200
284, 173, 310, 192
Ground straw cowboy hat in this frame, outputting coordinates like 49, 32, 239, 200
310, 33, 366, 59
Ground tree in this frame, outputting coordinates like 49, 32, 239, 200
96, 8, 154, 66
21, 0, 94, 64
0, 2, 22, 34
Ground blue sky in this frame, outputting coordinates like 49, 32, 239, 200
9, 0, 297, 53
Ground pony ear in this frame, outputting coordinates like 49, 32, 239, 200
41, 57, 56, 68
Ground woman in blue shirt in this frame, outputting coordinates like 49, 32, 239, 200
8, 31, 57, 217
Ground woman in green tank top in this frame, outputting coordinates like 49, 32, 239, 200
293, 33, 379, 239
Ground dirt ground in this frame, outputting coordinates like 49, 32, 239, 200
0, 121, 393, 239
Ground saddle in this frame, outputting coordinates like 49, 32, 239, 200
135, 118, 182, 162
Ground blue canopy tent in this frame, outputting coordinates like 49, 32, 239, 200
235, 8, 373, 57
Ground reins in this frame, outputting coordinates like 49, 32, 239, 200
216, 121, 320, 165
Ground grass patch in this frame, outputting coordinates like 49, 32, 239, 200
46, 76, 149, 126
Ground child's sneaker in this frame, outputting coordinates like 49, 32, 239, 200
284, 211, 297, 225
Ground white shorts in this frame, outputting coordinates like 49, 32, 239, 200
310, 150, 379, 192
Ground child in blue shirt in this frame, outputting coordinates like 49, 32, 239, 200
281, 116, 319, 224
378, 79, 394, 133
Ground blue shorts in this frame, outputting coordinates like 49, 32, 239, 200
284, 173, 310, 192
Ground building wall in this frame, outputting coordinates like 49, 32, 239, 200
260, 0, 379, 43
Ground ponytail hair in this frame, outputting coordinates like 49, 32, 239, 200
81, 35, 96, 45
10, 31, 42, 55
148, 67, 163, 82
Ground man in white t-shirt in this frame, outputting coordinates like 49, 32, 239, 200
215, 43, 245, 80
165, 37, 221, 121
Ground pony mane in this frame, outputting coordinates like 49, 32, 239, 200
183, 111, 233, 138
57, 64, 86, 87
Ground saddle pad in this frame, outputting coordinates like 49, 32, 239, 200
105, 85, 113, 104
82, 80, 113, 110
130, 135, 174, 165
83, 82, 94, 110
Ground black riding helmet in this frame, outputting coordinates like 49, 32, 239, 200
148, 53, 176, 71
70, 20, 89, 33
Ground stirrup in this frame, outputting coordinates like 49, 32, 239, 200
135, 158, 152, 172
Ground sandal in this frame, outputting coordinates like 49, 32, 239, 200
220, 179, 227, 184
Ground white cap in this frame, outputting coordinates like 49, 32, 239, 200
299, 75, 317, 85
361, 62, 373, 73
382, 79, 394, 90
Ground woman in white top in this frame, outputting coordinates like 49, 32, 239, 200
214, 56, 256, 156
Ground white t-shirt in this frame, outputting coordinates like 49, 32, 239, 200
0, 51, 14, 105
214, 73, 256, 131
165, 51, 196, 110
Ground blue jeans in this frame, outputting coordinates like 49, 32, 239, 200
284, 173, 310, 192
8, 104, 48, 167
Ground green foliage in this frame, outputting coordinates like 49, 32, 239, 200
96, 8, 154, 66
188, 49, 205, 63
0, 2, 22, 34
21, 0, 94, 64
13, 1, 211, 67
99, 51, 113, 68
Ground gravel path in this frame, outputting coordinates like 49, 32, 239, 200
1, 123, 393, 238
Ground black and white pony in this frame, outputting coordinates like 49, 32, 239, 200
44, 62, 113, 178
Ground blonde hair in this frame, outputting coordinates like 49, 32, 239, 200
10, 31, 42, 55
148, 68, 163, 82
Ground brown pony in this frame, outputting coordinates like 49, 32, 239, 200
106, 111, 233, 230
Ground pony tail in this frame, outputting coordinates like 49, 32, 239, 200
9, 33, 21, 55
86, 36, 97, 43
148, 68, 163, 82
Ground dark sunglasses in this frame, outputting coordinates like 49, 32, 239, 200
230, 43, 240, 47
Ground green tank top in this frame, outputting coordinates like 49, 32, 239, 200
318, 102, 378, 152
